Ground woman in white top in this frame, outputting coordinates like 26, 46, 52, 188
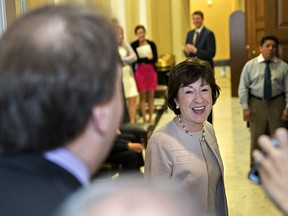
116, 26, 138, 123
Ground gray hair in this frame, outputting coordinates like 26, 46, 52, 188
55, 176, 200, 216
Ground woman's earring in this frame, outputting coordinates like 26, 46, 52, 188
174, 99, 179, 109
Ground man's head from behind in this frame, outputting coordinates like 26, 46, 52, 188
56, 176, 198, 216
0, 5, 123, 155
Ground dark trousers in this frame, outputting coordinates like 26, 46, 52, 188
106, 133, 144, 171
106, 150, 139, 170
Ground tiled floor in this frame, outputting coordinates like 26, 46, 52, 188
154, 67, 282, 216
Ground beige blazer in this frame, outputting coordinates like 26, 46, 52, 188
145, 118, 228, 216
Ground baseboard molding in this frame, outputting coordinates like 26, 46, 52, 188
214, 59, 230, 67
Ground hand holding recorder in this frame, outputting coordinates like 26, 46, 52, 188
252, 128, 288, 214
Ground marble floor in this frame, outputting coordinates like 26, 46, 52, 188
154, 67, 282, 216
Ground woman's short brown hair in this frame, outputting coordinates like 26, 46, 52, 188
167, 58, 220, 115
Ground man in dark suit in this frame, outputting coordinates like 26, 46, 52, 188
184, 10, 216, 123
184, 10, 216, 68
0, 5, 123, 216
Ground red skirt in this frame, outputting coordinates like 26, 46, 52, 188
135, 63, 158, 93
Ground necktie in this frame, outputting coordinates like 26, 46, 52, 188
263, 60, 272, 101
193, 32, 199, 44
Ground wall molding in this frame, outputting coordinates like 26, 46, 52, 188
0, 0, 7, 36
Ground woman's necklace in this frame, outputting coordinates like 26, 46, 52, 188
177, 115, 205, 145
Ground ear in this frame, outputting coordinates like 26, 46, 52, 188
91, 104, 110, 135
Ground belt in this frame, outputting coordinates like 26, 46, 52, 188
250, 93, 284, 102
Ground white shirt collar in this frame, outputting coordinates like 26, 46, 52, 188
43, 147, 90, 186
257, 54, 277, 63
196, 26, 204, 33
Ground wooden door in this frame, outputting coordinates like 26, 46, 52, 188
266, 0, 288, 62
230, 11, 246, 97
245, 0, 288, 61
245, 0, 266, 60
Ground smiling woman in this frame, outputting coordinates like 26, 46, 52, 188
175, 78, 212, 131
144, 57, 228, 216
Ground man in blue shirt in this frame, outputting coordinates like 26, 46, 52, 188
238, 35, 288, 167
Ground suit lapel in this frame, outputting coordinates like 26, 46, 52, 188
204, 124, 224, 173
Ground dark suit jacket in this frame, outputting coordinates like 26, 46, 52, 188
0, 153, 82, 216
185, 27, 216, 68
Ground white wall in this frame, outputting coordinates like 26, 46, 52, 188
0, 0, 7, 36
